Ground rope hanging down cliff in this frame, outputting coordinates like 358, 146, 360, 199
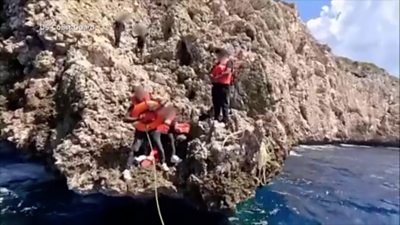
145, 130, 166, 225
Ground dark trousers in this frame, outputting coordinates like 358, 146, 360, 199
135, 36, 145, 57
114, 30, 121, 47
212, 83, 230, 121
127, 131, 146, 167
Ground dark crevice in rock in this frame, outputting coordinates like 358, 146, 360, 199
2, 58, 26, 110
25, 31, 46, 50
244, 28, 255, 41
188, 9, 195, 20
162, 16, 174, 41
0, 27, 13, 39
6, 87, 26, 110
176, 36, 200, 66
8, 57, 25, 75
187, 89, 196, 100
176, 38, 193, 66
198, 113, 211, 121
54, 77, 83, 142
299, 105, 308, 121
46, 111, 58, 130
180, 183, 209, 210
351, 71, 367, 78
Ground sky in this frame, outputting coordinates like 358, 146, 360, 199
286, 0, 400, 76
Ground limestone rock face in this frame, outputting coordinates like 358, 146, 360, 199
1, 0, 399, 210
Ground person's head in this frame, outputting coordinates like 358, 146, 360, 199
215, 48, 230, 63
159, 104, 176, 118
134, 85, 146, 100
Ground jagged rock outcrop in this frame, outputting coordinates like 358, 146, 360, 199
1, 0, 399, 210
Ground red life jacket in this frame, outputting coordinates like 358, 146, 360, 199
174, 123, 190, 134
211, 60, 234, 85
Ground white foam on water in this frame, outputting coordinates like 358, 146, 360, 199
386, 147, 400, 151
339, 144, 372, 148
0, 187, 10, 194
269, 208, 280, 215
295, 145, 336, 152
254, 222, 268, 225
0, 187, 17, 199
370, 174, 385, 180
289, 151, 302, 157
228, 217, 239, 222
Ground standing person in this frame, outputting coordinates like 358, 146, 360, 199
123, 86, 157, 180
210, 48, 234, 123
132, 23, 148, 58
113, 17, 126, 48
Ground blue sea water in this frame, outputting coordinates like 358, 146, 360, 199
233, 145, 400, 225
1, 142, 399, 225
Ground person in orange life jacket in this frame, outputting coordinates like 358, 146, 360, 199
210, 48, 234, 123
147, 104, 182, 172
123, 86, 159, 169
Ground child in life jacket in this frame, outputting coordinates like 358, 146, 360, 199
146, 104, 182, 172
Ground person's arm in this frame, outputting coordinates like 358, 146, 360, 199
220, 60, 233, 76
146, 99, 162, 111
163, 111, 177, 126
152, 94, 168, 107
209, 63, 217, 79
123, 105, 139, 122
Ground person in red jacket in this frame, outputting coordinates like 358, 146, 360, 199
210, 48, 234, 123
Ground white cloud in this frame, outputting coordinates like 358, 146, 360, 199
307, 0, 399, 76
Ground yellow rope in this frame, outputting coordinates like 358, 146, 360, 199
145, 130, 166, 225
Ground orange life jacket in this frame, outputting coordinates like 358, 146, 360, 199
130, 92, 157, 122
131, 100, 163, 132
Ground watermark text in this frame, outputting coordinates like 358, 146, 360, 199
39, 22, 96, 33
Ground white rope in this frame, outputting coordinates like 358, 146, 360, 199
145, 130, 166, 225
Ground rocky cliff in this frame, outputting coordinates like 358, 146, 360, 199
1, 0, 399, 211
